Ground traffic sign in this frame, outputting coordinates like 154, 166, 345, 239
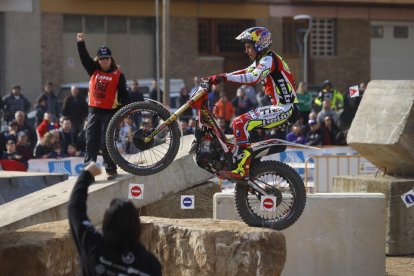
181, 195, 195, 209
261, 196, 276, 212
401, 189, 414, 208
128, 184, 144, 200
349, 85, 360, 98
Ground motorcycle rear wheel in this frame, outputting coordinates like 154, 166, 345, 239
234, 160, 306, 230
106, 101, 181, 176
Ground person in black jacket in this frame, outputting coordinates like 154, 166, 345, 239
62, 85, 88, 135
128, 80, 145, 128
68, 162, 162, 276
2, 85, 31, 124
37, 81, 60, 119
77, 32, 130, 180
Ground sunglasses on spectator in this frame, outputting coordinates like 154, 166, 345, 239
98, 57, 110, 61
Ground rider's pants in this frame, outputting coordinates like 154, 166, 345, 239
232, 103, 299, 147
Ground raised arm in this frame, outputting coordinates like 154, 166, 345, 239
68, 162, 102, 253
76, 33, 98, 76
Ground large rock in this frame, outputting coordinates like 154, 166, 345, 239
141, 217, 286, 276
0, 217, 286, 276
347, 80, 414, 176
0, 220, 77, 276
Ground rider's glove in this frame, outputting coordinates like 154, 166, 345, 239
207, 74, 227, 85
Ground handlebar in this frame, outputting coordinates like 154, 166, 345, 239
200, 79, 212, 91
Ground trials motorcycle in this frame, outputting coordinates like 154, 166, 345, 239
105, 80, 306, 230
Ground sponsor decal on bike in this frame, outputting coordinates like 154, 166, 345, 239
252, 139, 282, 151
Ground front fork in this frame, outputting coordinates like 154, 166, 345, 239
237, 178, 269, 196
144, 103, 192, 142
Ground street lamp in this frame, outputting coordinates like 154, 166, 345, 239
293, 14, 312, 84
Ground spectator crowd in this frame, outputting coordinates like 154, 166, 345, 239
177, 77, 365, 149
0, 78, 365, 171
0, 82, 88, 170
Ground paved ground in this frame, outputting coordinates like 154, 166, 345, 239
386, 255, 414, 276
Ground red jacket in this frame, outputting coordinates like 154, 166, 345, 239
36, 119, 58, 140
213, 99, 235, 122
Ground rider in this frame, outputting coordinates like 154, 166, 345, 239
208, 26, 299, 180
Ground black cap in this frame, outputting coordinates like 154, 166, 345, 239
97, 46, 112, 58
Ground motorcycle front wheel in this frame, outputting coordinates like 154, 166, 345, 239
106, 101, 181, 176
234, 160, 306, 230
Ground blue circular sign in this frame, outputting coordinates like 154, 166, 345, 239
405, 194, 414, 204
183, 197, 193, 207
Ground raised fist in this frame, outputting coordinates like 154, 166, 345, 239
76, 33, 85, 42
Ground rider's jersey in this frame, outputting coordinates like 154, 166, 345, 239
225, 50, 297, 106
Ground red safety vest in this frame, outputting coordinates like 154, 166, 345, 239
88, 69, 121, 109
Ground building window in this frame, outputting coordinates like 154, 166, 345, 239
371, 25, 384, 38
311, 18, 336, 57
198, 20, 210, 54
130, 17, 154, 34
85, 16, 105, 33
198, 19, 253, 55
394, 26, 408, 38
217, 23, 245, 52
63, 15, 82, 33
63, 15, 154, 35
107, 16, 127, 34
283, 18, 308, 55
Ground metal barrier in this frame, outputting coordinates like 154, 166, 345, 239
304, 154, 366, 193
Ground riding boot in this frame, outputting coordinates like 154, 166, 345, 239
221, 146, 252, 180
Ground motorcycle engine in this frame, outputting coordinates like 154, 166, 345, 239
195, 134, 226, 173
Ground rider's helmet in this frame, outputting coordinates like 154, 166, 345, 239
235, 27, 272, 53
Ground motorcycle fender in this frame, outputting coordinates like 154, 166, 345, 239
252, 144, 287, 159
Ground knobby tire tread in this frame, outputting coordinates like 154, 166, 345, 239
106, 101, 180, 176
234, 160, 306, 230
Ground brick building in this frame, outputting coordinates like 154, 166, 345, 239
1, 0, 414, 103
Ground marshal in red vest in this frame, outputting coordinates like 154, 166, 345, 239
88, 69, 121, 109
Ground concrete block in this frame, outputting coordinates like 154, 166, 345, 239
334, 175, 414, 255
347, 80, 414, 177
0, 172, 68, 205
213, 192, 386, 276
213, 193, 240, 221
0, 136, 213, 234
140, 181, 221, 218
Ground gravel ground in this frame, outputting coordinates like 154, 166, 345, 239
386, 255, 414, 276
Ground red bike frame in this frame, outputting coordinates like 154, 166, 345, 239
169, 84, 236, 154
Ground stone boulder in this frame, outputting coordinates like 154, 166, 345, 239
0, 217, 286, 276
347, 80, 414, 176
0, 220, 77, 276
141, 217, 286, 276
